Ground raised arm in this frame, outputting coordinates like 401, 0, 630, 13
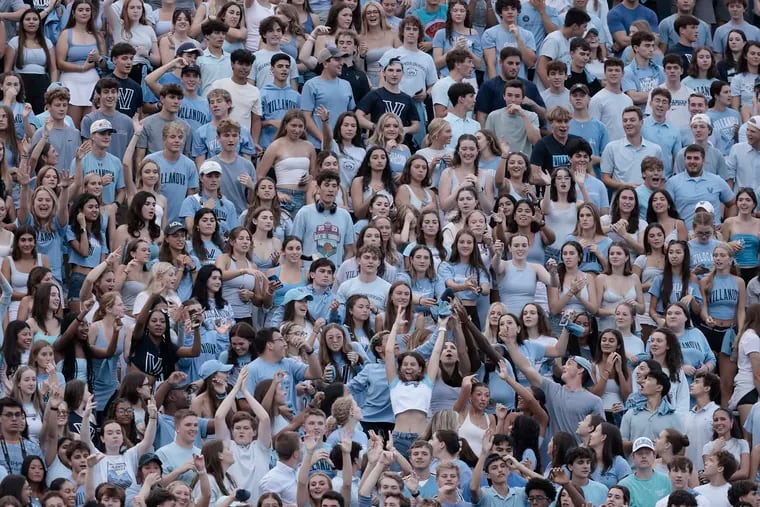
496, 360, 548, 435
385, 309, 404, 382
426, 315, 448, 381
239, 372, 272, 448
135, 398, 158, 455
503, 330, 543, 388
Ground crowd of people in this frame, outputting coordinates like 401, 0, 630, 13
0, 0, 757, 506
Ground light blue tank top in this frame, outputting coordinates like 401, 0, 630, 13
65, 29, 98, 66
272, 266, 308, 306
731, 233, 760, 268
498, 261, 537, 314
91, 321, 124, 409
707, 274, 740, 321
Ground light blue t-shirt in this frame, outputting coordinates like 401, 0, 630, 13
300, 76, 356, 149
65, 226, 108, 268
179, 193, 239, 235
177, 96, 212, 132
592, 456, 632, 489
707, 107, 742, 156
18, 215, 65, 284
190, 123, 256, 159
481, 25, 536, 80
566, 235, 613, 274
69, 151, 125, 205
618, 471, 672, 507
244, 356, 309, 410
143, 152, 199, 222
580, 480, 609, 507
291, 204, 355, 268
260, 83, 301, 149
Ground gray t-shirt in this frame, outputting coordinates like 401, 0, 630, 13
541, 378, 604, 442
209, 154, 256, 216
137, 114, 192, 156
485, 108, 539, 157
81, 109, 135, 160
31, 124, 80, 172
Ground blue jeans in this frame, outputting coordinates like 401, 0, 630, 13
392, 431, 419, 460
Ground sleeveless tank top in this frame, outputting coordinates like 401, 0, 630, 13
429, 378, 460, 417
545, 200, 578, 250
707, 273, 740, 321
559, 273, 590, 314
271, 266, 308, 306
593, 363, 623, 410
253, 239, 277, 270
92, 321, 125, 408
222, 257, 255, 319
403, 184, 432, 211
121, 280, 146, 314
65, 29, 98, 66
598, 281, 636, 331
245, 0, 275, 51
498, 261, 537, 315
458, 410, 490, 456
731, 233, 760, 268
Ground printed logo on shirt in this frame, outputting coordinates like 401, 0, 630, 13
117, 88, 136, 111
382, 100, 408, 117
315, 222, 341, 258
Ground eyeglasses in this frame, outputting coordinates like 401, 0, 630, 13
116, 408, 134, 415
528, 497, 549, 504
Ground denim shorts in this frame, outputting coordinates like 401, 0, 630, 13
278, 188, 306, 217
68, 271, 87, 302
392, 430, 419, 459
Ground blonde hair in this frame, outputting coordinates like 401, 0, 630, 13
146, 262, 176, 294
424, 118, 451, 147
361, 1, 390, 33
136, 159, 161, 193
368, 112, 405, 146
330, 395, 355, 426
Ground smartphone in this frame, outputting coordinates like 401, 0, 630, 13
189, 309, 201, 329
559, 313, 569, 327
268, 274, 280, 283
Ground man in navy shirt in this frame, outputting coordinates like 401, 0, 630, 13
475, 46, 546, 127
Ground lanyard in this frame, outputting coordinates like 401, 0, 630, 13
0, 436, 26, 474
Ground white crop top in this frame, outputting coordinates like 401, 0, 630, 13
390, 375, 433, 415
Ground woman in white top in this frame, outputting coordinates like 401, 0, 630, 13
103, 0, 159, 82
541, 167, 589, 260
132, 262, 180, 316
633, 223, 666, 340
10, 366, 45, 444
595, 243, 644, 332
602, 187, 645, 257
384, 306, 446, 458
395, 155, 438, 213
548, 240, 598, 317
454, 374, 496, 456
438, 134, 494, 213
589, 329, 631, 422
703, 407, 751, 480
730, 303, 760, 429
256, 110, 317, 217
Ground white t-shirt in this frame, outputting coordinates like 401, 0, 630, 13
210, 78, 262, 131
730, 329, 760, 409
694, 483, 730, 507
228, 440, 271, 505
91, 447, 140, 490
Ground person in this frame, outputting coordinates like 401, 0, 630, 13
619, 437, 672, 507
475, 47, 546, 127
621, 367, 683, 444
211, 49, 261, 141
135, 84, 192, 166
80, 78, 134, 160
355, 58, 419, 141
103, 43, 144, 118
430, 49, 475, 118
666, 144, 735, 229
291, 171, 354, 269
601, 106, 662, 191
197, 20, 232, 95
530, 106, 580, 175
534, 8, 589, 93
0, 397, 44, 474
482, 0, 536, 81
590, 58, 633, 142
29, 87, 79, 173
694, 451, 737, 507
484, 80, 540, 157
503, 321, 603, 441
142, 122, 198, 223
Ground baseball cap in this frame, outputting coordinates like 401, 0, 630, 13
317, 47, 349, 64
199, 160, 222, 175
165, 221, 188, 236
584, 27, 599, 37
632, 437, 655, 453
695, 201, 715, 214
138, 453, 163, 467
283, 287, 314, 305
690, 113, 711, 127
176, 42, 202, 56
181, 64, 202, 76
571, 356, 593, 377
46, 82, 69, 93
199, 359, 234, 380
90, 119, 116, 135
570, 83, 590, 96
748, 116, 760, 130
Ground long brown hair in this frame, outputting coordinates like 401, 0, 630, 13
383, 281, 414, 331
274, 110, 307, 140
